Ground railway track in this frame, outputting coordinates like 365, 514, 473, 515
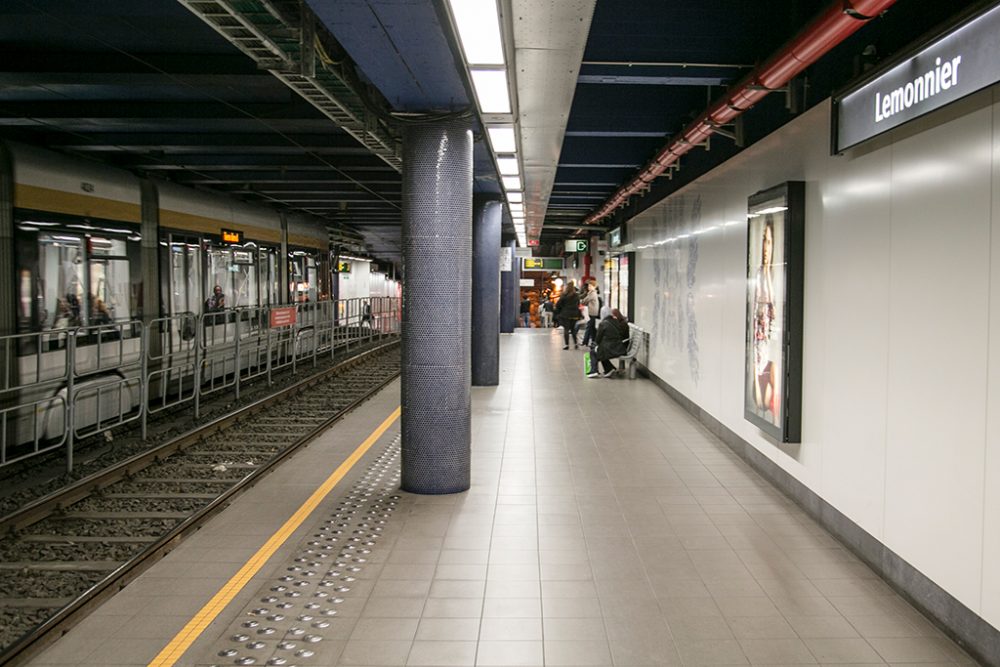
0, 341, 400, 666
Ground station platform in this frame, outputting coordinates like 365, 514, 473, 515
26, 330, 975, 666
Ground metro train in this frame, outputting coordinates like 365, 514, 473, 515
0, 141, 400, 467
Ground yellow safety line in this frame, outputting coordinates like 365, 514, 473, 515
147, 406, 401, 667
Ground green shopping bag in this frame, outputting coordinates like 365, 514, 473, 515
583, 352, 592, 375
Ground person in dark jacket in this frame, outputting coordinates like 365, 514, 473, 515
587, 306, 630, 377
553, 283, 582, 349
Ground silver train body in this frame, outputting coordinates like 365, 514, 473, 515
0, 141, 400, 469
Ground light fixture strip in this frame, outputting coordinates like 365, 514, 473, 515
447, 0, 505, 66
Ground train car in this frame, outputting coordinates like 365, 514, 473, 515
0, 140, 396, 466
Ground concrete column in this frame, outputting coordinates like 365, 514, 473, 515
279, 212, 289, 303
400, 120, 473, 494
500, 240, 518, 333
471, 199, 501, 386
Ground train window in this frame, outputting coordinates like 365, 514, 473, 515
261, 248, 279, 306
205, 247, 232, 312
230, 248, 257, 309
168, 236, 201, 316
289, 251, 317, 303
87, 236, 130, 325
38, 234, 86, 330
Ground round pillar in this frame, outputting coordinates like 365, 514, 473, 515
472, 199, 501, 386
400, 120, 473, 494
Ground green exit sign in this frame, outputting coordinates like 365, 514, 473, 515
564, 239, 588, 253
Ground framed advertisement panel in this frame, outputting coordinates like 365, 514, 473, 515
744, 181, 804, 443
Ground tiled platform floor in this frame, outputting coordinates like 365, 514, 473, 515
26, 330, 979, 666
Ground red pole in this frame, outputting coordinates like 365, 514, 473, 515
583, 247, 592, 281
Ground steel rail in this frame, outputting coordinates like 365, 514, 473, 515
0, 341, 399, 666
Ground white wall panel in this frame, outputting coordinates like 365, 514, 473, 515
883, 93, 991, 609
817, 141, 892, 538
981, 88, 1000, 628
629, 86, 1000, 625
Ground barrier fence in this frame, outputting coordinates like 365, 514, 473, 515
0, 297, 400, 473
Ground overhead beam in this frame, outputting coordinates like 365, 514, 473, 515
577, 74, 729, 86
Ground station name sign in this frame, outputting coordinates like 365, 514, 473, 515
834, 3, 1000, 153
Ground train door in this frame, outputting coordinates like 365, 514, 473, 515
167, 234, 202, 317
288, 250, 317, 303
260, 246, 279, 306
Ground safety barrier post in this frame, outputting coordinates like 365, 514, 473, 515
140, 324, 149, 440
330, 301, 337, 361
291, 305, 298, 376
312, 307, 318, 368
65, 331, 76, 474
194, 315, 203, 420
234, 312, 242, 401
266, 322, 273, 387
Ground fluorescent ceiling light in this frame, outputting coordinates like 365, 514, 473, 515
497, 157, 519, 176
470, 69, 511, 113
447, 0, 504, 66
507, 192, 522, 203
487, 127, 516, 152
502, 175, 522, 190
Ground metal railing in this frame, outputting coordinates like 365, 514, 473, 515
0, 297, 400, 473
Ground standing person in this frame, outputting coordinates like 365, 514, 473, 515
587, 307, 630, 378
580, 279, 601, 347
519, 296, 532, 328
553, 283, 581, 349
540, 295, 554, 328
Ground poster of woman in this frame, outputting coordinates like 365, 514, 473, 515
744, 182, 804, 443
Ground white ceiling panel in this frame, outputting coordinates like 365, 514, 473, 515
508, 0, 596, 240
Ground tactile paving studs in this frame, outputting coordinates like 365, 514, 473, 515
215, 435, 402, 667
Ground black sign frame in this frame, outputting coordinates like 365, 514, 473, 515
832, 1, 1000, 154
743, 181, 804, 444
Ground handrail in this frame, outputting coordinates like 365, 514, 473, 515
0, 297, 401, 473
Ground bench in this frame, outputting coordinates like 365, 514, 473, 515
610, 325, 644, 379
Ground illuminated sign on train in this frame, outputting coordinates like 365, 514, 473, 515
221, 228, 243, 244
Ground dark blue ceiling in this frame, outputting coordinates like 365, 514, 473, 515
0, 0, 987, 256
306, 0, 467, 111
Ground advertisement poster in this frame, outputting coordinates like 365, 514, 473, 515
744, 182, 804, 443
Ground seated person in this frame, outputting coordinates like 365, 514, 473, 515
587, 307, 630, 378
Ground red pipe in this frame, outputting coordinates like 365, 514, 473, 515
583, 0, 897, 224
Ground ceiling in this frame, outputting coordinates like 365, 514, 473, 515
0, 0, 980, 262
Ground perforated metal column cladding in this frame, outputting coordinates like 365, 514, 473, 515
500, 239, 518, 333
472, 199, 501, 386
401, 120, 473, 494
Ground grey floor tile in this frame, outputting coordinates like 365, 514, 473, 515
480, 617, 543, 641
415, 617, 481, 641
786, 616, 861, 639
738, 638, 817, 664
866, 637, 966, 663
542, 616, 607, 641
406, 640, 477, 666
340, 639, 412, 666
350, 618, 419, 641
475, 640, 543, 666
675, 638, 749, 665
802, 637, 885, 663
544, 639, 613, 665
